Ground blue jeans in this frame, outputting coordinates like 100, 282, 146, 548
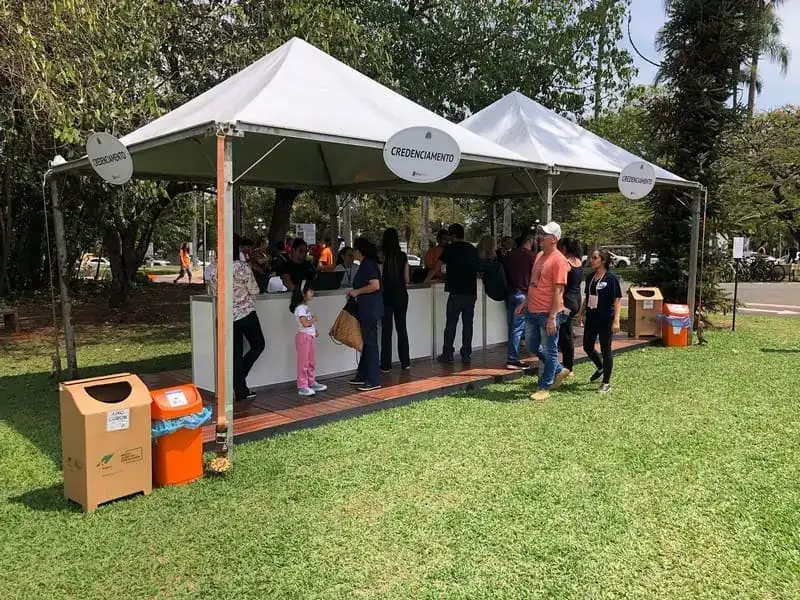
525, 312, 567, 390
506, 292, 526, 362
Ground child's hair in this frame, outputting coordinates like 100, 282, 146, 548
289, 279, 313, 313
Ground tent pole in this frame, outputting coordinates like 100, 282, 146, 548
421, 196, 430, 255
543, 174, 553, 223
50, 178, 77, 378
687, 189, 702, 343
503, 199, 512, 238
215, 134, 235, 460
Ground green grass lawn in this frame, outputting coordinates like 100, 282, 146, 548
2, 317, 800, 599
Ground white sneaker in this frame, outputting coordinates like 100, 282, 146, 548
311, 382, 328, 392
298, 387, 316, 397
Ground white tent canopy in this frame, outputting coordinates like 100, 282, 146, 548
460, 91, 700, 194
52, 38, 546, 198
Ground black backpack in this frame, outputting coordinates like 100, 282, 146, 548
482, 261, 508, 301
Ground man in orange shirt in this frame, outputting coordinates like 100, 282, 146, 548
174, 243, 192, 284
318, 237, 335, 271
517, 222, 570, 400
424, 229, 449, 280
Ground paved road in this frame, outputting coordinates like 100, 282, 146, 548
720, 282, 800, 317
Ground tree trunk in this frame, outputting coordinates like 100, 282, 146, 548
268, 188, 301, 252
747, 50, 759, 118
593, 2, 608, 120
0, 151, 12, 296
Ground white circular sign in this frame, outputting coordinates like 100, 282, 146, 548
383, 126, 461, 183
86, 132, 133, 185
618, 161, 656, 199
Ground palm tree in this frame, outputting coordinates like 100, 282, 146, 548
747, 0, 791, 119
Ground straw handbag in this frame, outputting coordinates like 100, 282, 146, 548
329, 298, 362, 352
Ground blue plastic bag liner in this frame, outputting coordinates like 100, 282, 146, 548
151, 407, 213, 440
656, 314, 692, 329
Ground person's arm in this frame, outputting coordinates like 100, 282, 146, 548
424, 260, 444, 284
281, 273, 295, 291
546, 283, 565, 335
299, 315, 314, 328
348, 278, 380, 297
245, 265, 260, 296
612, 298, 622, 333
404, 262, 410, 285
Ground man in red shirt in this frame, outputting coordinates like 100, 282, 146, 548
517, 221, 571, 400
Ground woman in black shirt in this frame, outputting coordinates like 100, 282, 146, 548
580, 249, 622, 393
347, 237, 383, 392
379, 228, 411, 372
557, 238, 584, 373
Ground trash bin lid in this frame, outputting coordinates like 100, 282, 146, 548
662, 303, 690, 316
150, 385, 204, 420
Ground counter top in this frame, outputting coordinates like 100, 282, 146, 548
193, 282, 434, 303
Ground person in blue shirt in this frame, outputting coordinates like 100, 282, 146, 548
347, 237, 384, 391
580, 248, 622, 393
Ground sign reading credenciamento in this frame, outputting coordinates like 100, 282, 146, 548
383, 126, 461, 183
86, 132, 133, 185
618, 161, 656, 200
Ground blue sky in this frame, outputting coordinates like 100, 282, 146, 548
623, 0, 799, 111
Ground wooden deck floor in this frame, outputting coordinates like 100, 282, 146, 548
139, 336, 649, 448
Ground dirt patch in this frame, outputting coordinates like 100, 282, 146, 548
3, 282, 203, 342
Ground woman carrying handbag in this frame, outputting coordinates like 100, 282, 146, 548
347, 237, 383, 392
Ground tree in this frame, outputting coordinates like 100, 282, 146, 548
747, 0, 791, 119
365, 0, 635, 120
715, 107, 800, 249
643, 0, 761, 305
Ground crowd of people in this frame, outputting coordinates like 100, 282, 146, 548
207, 220, 623, 401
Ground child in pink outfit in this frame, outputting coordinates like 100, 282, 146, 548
291, 280, 327, 397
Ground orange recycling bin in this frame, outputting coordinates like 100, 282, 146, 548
661, 304, 691, 347
150, 385, 206, 487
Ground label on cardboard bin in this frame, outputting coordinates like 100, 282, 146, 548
106, 408, 130, 432
643, 300, 654, 310
165, 389, 189, 408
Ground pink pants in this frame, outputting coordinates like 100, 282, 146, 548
295, 332, 316, 389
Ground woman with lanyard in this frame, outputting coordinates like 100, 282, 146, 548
334, 246, 358, 288
557, 237, 584, 375
580, 249, 622, 393
347, 237, 383, 392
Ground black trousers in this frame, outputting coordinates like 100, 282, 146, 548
357, 314, 380, 386
380, 296, 410, 370
558, 310, 577, 371
233, 311, 265, 398
583, 312, 614, 384
443, 293, 477, 359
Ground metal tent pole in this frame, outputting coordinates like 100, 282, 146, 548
214, 134, 235, 460
543, 174, 553, 223
49, 178, 77, 378
687, 190, 702, 343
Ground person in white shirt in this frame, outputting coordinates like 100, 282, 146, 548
334, 246, 357, 288
290, 279, 328, 397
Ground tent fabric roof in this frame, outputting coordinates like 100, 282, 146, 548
52, 38, 545, 197
460, 91, 699, 192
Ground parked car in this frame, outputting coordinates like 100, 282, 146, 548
146, 258, 171, 267
407, 254, 421, 267
86, 257, 110, 267
609, 252, 631, 268
638, 254, 659, 266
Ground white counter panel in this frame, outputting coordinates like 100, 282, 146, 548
191, 281, 509, 392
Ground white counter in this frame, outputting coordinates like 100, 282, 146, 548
191, 281, 509, 392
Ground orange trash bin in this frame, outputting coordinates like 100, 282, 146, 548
661, 304, 691, 347
150, 385, 206, 487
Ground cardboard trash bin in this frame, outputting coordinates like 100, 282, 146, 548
661, 304, 691, 347
627, 287, 664, 338
150, 385, 209, 487
60, 373, 152, 512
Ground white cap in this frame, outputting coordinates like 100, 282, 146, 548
537, 221, 562, 240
